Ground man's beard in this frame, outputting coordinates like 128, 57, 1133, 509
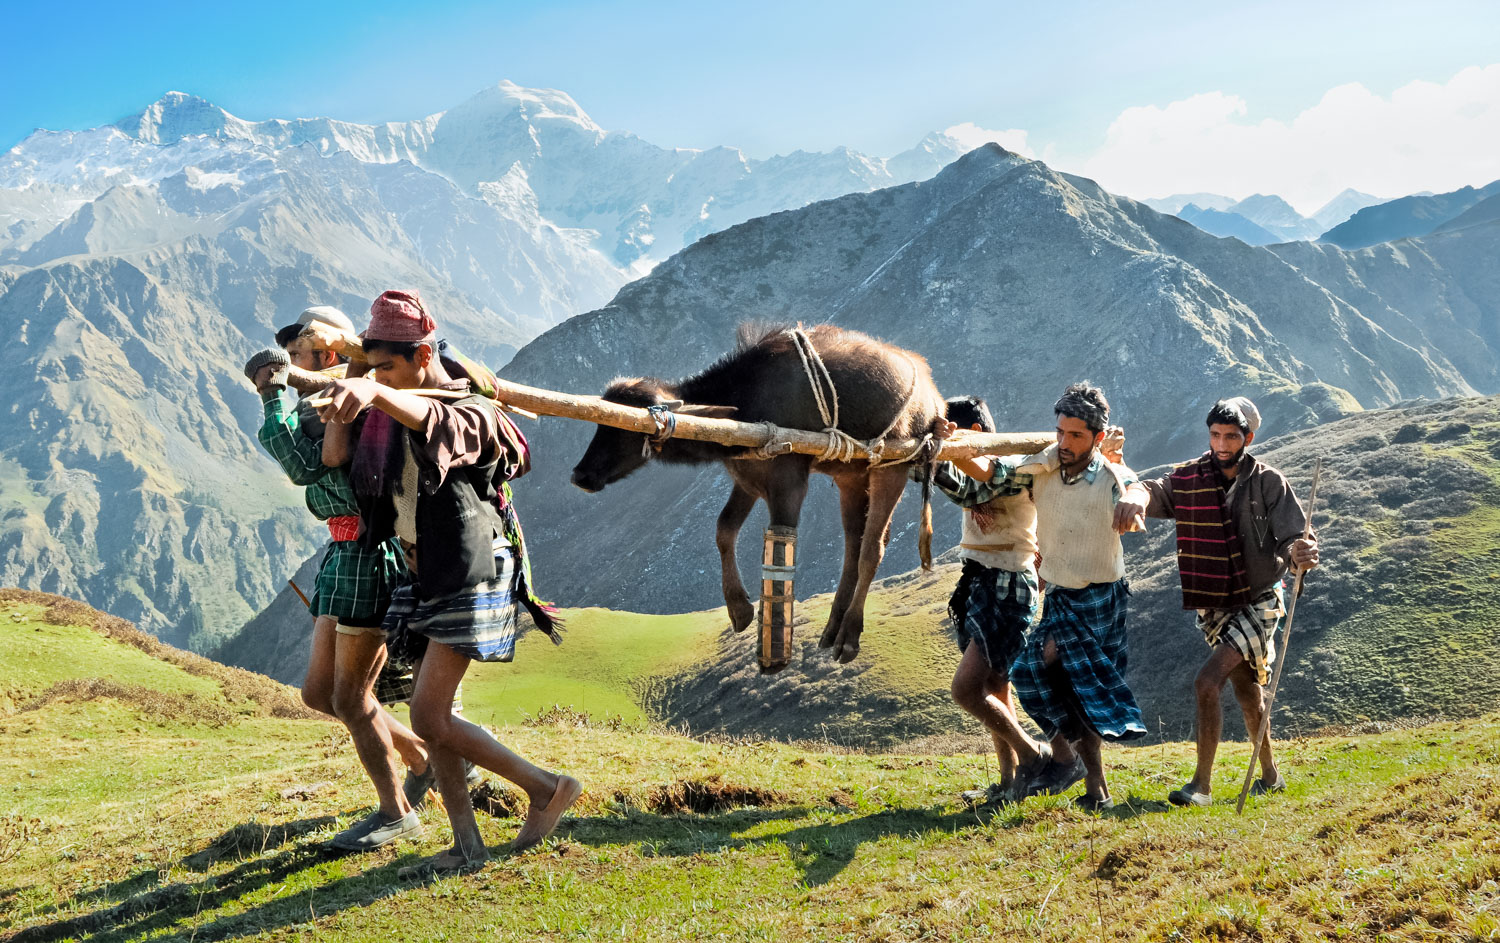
1212, 447, 1244, 470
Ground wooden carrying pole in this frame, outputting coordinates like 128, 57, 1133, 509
282, 334, 1108, 461
479, 374, 1085, 462
1236, 457, 1323, 814
287, 363, 1070, 461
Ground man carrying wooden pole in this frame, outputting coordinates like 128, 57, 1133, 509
937, 383, 1150, 811
243, 306, 428, 852
1115, 397, 1320, 807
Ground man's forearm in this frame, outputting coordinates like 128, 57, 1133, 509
372, 388, 438, 432
952, 455, 993, 482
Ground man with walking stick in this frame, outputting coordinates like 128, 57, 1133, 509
1114, 397, 1320, 807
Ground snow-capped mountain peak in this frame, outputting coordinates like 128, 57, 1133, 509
115, 91, 240, 144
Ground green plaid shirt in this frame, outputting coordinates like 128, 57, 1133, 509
931, 460, 1035, 508
258, 390, 358, 521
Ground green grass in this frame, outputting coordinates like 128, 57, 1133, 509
4, 595, 1500, 942
460, 608, 725, 726
0, 607, 224, 707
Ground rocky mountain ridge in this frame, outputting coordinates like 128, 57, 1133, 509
493, 145, 1495, 618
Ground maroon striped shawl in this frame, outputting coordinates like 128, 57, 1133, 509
1170, 453, 1251, 611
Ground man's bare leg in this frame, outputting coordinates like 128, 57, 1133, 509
302, 616, 339, 715
1229, 661, 1278, 783
952, 644, 1044, 769
331, 629, 411, 820
984, 677, 1019, 789
1077, 727, 1107, 799
411, 642, 580, 859
1187, 644, 1245, 794
356, 644, 429, 773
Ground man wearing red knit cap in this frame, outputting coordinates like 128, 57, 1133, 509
319, 290, 579, 874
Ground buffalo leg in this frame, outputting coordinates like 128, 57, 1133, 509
830, 465, 907, 663
759, 457, 812, 673
819, 472, 870, 650
715, 484, 758, 632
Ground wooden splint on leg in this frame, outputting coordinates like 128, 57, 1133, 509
760, 526, 797, 673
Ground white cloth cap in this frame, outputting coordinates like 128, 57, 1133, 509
1220, 396, 1261, 433
295, 305, 355, 334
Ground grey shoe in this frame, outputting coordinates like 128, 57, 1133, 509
1013, 742, 1054, 797
1073, 793, 1115, 813
329, 809, 421, 851
1167, 782, 1212, 808
1249, 774, 1286, 796
404, 761, 484, 810
402, 766, 437, 810
1025, 755, 1086, 798
960, 782, 1015, 808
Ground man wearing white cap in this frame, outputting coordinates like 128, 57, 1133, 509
1115, 397, 1319, 807
245, 305, 428, 852
275, 305, 359, 371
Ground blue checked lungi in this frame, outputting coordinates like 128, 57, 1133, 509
382, 542, 522, 663
1010, 579, 1146, 742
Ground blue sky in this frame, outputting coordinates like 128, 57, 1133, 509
5, 0, 1498, 209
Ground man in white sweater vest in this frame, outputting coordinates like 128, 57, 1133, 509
926, 395, 1044, 805
940, 383, 1150, 811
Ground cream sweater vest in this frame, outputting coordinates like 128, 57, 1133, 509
960, 491, 1038, 574
1021, 446, 1129, 589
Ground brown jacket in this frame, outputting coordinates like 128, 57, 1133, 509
1140, 451, 1309, 600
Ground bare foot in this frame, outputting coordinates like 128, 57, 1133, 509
512, 775, 583, 852
397, 845, 489, 879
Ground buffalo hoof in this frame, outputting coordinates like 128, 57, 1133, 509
817, 619, 840, 649
831, 620, 863, 663
726, 595, 755, 633
832, 634, 861, 663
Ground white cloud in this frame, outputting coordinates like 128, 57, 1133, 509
1078, 65, 1500, 215
941, 121, 1032, 157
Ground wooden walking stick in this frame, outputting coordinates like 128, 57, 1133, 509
287, 579, 312, 612
1236, 457, 1322, 814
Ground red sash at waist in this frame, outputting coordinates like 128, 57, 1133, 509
327, 515, 361, 542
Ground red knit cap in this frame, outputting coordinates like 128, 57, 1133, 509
364, 290, 436, 342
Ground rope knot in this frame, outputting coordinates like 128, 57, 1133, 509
643, 404, 678, 456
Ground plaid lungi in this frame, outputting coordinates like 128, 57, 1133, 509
1197, 582, 1285, 685
948, 560, 1038, 675
383, 543, 522, 663
371, 657, 465, 711
310, 537, 406, 625
372, 656, 416, 706
1011, 579, 1146, 742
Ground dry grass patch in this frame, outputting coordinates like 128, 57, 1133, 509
20, 679, 236, 728
0, 589, 317, 720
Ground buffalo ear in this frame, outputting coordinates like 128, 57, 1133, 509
659, 399, 685, 410
676, 404, 738, 419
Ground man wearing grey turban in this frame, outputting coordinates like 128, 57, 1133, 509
1116, 396, 1320, 808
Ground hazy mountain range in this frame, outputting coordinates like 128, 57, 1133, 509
1145, 189, 1386, 245
0, 83, 984, 647
1320, 180, 1500, 249
1145, 184, 1500, 249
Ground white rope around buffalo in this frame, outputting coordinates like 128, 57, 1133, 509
757, 326, 932, 466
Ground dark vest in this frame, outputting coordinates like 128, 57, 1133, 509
358, 395, 511, 600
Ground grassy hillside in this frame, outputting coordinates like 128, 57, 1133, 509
4, 593, 1500, 942
461, 564, 972, 748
